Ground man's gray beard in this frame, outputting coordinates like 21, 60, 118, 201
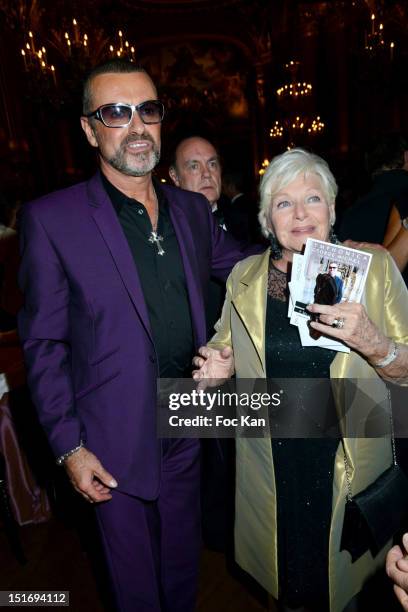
108, 145, 160, 177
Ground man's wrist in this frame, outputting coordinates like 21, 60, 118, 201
56, 441, 84, 466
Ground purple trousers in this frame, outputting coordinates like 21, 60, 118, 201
95, 439, 201, 612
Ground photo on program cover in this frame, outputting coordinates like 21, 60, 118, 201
291, 239, 372, 322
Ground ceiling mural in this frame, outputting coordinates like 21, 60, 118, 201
141, 40, 250, 123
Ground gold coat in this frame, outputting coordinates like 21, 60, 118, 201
208, 247, 408, 612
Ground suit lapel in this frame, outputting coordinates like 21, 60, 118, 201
87, 173, 153, 343
232, 249, 270, 373
164, 186, 207, 348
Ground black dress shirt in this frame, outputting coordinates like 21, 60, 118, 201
101, 173, 194, 377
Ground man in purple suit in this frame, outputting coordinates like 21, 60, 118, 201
18, 60, 253, 612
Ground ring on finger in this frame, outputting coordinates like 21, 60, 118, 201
332, 317, 345, 329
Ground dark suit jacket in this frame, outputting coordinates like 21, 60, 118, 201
18, 173, 251, 499
221, 194, 257, 244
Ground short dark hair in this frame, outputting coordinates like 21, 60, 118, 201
366, 133, 408, 177
82, 59, 149, 115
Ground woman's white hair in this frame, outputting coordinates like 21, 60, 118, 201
258, 148, 338, 238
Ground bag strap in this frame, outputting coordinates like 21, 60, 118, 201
343, 387, 396, 502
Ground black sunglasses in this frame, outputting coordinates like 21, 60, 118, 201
85, 100, 165, 127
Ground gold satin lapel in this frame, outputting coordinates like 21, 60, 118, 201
232, 250, 270, 373
331, 249, 408, 381
328, 249, 408, 611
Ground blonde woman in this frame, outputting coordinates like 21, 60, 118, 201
193, 148, 408, 612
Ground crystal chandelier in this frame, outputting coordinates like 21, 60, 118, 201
269, 60, 325, 147
365, 11, 395, 60
19, 17, 136, 88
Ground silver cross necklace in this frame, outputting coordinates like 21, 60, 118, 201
148, 190, 165, 256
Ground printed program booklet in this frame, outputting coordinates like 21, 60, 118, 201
288, 239, 372, 352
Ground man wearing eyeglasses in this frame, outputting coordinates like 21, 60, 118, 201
328, 262, 344, 303
18, 59, 253, 612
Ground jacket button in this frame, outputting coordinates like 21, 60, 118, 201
149, 355, 156, 363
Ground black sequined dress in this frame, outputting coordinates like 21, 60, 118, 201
266, 261, 339, 611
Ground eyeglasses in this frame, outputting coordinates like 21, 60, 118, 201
85, 100, 165, 127
329, 266, 337, 270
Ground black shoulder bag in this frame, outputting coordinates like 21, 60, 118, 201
340, 389, 408, 562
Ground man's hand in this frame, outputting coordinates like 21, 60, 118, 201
343, 239, 387, 252
192, 346, 234, 390
64, 447, 118, 503
386, 534, 408, 610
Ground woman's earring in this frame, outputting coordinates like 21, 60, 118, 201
268, 232, 282, 260
329, 226, 340, 244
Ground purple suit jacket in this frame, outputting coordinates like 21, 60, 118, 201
18, 172, 254, 499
